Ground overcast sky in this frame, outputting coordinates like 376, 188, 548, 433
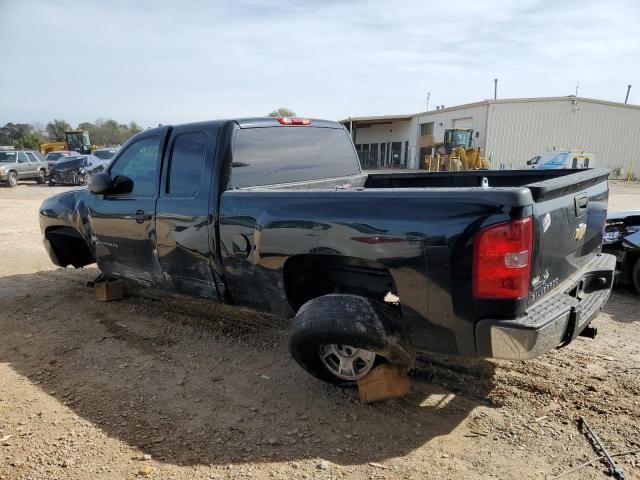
1, 0, 639, 128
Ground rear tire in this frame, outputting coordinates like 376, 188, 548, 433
632, 257, 640, 294
6, 171, 17, 188
288, 294, 412, 385
36, 169, 46, 184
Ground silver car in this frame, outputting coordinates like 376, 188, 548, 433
0, 150, 48, 187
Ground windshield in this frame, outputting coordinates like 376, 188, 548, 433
45, 152, 66, 161
93, 150, 117, 160
65, 132, 84, 149
541, 152, 570, 166
0, 152, 17, 162
451, 130, 471, 146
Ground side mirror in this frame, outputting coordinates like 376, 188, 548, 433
89, 172, 113, 194
111, 174, 134, 194
526, 159, 532, 165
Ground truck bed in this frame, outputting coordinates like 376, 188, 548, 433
364, 168, 608, 200
221, 168, 611, 358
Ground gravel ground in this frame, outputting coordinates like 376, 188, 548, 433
0, 180, 639, 480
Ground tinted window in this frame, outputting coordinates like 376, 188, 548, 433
17, 152, 28, 163
231, 127, 360, 188
420, 122, 434, 136
109, 136, 159, 196
167, 133, 206, 196
26, 152, 38, 162
0, 152, 16, 162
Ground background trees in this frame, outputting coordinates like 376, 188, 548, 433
1, 118, 146, 150
268, 108, 296, 117
45, 119, 72, 141
0, 123, 46, 150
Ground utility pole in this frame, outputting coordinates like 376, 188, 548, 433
426, 92, 430, 111
625, 85, 632, 104
494, 78, 498, 100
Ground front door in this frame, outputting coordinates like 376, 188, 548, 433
88, 130, 168, 285
155, 126, 220, 299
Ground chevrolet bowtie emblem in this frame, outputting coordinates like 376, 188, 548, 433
574, 223, 587, 241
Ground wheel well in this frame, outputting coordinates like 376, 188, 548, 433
283, 254, 398, 312
45, 227, 95, 268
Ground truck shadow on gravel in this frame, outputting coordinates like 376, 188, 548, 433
0, 268, 498, 467
604, 289, 640, 324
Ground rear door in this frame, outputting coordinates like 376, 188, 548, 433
26, 152, 41, 176
155, 125, 220, 299
88, 131, 168, 285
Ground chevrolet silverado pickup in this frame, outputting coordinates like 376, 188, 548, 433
39, 117, 615, 385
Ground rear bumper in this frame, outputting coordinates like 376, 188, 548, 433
475, 253, 616, 360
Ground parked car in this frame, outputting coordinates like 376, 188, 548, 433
48, 154, 110, 186
0, 150, 48, 187
602, 210, 640, 292
39, 117, 615, 385
44, 150, 81, 173
527, 150, 593, 170
92, 147, 119, 162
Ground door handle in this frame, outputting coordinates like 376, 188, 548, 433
134, 210, 152, 223
574, 194, 588, 217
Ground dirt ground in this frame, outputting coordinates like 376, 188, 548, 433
0, 180, 639, 480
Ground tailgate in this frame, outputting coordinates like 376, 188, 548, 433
527, 169, 610, 305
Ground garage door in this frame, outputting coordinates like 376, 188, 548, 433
453, 117, 473, 129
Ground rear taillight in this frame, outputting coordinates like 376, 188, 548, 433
276, 117, 312, 126
473, 217, 533, 299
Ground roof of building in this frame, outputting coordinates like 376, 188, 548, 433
340, 113, 414, 124
341, 96, 640, 123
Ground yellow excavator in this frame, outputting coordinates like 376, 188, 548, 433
40, 130, 94, 155
420, 129, 490, 171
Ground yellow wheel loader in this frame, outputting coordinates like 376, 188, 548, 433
420, 129, 490, 171
40, 130, 94, 155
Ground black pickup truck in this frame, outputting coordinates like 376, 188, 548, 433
40, 117, 615, 385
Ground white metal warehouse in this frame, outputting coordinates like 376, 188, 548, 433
341, 96, 640, 178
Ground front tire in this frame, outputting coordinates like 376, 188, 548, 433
6, 171, 17, 188
288, 294, 412, 385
